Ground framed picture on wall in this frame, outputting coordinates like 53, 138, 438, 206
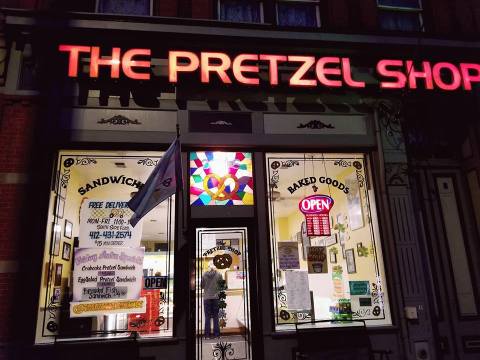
301, 221, 310, 260
345, 249, 356, 274
329, 251, 337, 264
357, 242, 363, 256
51, 222, 61, 256
325, 233, 337, 247
345, 173, 364, 231
55, 195, 65, 219
62, 242, 71, 261
52, 287, 61, 304
64, 219, 73, 239
54, 264, 63, 286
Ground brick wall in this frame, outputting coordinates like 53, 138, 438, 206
191, 0, 213, 19
153, 0, 178, 17
0, 96, 36, 360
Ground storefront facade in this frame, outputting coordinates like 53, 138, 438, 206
1, 7, 480, 360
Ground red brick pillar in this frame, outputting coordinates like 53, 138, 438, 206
0, 95, 36, 360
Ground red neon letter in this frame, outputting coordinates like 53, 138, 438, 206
90, 47, 121, 78
168, 51, 199, 83
232, 54, 259, 85
122, 48, 151, 80
342, 58, 365, 88
58, 44, 91, 77
432, 62, 461, 91
200, 52, 232, 84
288, 56, 317, 87
377, 60, 407, 89
259, 54, 287, 85
316, 57, 342, 87
406, 60, 434, 90
460, 63, 480, 90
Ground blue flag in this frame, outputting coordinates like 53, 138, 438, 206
128, 138, 182, 227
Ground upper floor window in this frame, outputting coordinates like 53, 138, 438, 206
218, 0, 263, 23
97, 0, 151, 16
276, 0, 320, 27
377, 0, 423, 32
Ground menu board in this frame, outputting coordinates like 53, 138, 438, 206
80, 199, 142, 248
304, 213, 331, 236
72, 247, 145, 302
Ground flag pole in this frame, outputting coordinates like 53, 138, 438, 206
175, 124, 186, 233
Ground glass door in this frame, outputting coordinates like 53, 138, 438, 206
195, 227, 252, 360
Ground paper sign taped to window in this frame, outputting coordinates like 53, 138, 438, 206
285, 271, 311, 310
80, 199, 143, 248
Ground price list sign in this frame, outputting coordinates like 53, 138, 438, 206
299, 195, 334, 237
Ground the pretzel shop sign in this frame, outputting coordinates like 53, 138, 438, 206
59, 45, 480, 91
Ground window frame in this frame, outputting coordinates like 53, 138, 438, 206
35, 150, 177, 344
376, 0, 424, 32
95, 0, 153, 16
217, 0, 265, 24
264, 151, 393, 331
275, 0, 321, 28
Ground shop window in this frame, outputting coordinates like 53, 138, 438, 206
97, 0, 151, 16
190, 151, 254, 206
18, 51, 38, 90
276, 1, 320, 27
35, 151, 175, 343
266, 153, 391, 330
377, 0, 423, 32
218, 0, 263, 23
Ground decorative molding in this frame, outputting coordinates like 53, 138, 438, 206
281, 160, 300, 168
297, 120, 335, 130
377, 101, 404, 150
76, 157, 97, 166
97, 114, 142, 126
209, 120, 232, 126
333, 160, 351, 167
137, 158, 159, 167
385, 163, 409, 186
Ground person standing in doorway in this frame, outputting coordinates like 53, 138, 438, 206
202, 261, 223, 338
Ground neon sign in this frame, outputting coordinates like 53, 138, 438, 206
59, 45, 480, 91
299, 195, 334, 237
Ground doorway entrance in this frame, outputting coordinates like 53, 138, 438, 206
195, 227, 252, 360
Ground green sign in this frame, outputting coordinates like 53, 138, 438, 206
349, 281, 370, 295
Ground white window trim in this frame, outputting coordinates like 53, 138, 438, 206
217, 0, 265, 23
376, 0, 422, 11
95, 0, 153, 16
377, 0, 424, 32
275, 1, 321, 28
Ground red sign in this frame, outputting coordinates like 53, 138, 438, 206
58, 45, 480, 91
299, 195, 334, 237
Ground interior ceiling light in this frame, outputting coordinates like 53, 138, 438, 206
114, 162, 126, 168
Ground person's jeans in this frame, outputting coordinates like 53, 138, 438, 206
204, 298, 220, 337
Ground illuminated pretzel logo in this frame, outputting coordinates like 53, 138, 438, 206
203, 174, 239, 200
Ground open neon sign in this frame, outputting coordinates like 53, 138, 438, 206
59, 45, 480, 91
299, 195, 334, 237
